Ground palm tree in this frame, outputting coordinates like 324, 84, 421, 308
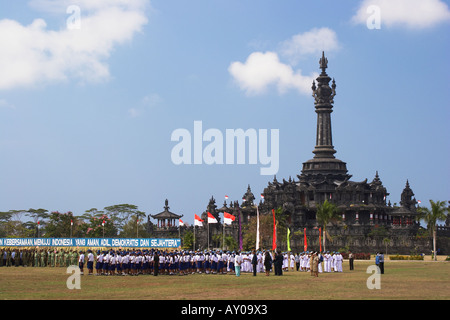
417, 200, 449, 261
316, 200, 341, 252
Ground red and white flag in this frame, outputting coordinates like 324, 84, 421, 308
261, 194, 264, 200
194, 214, 204, 227
71, 220, 73, 226
207, 212, 218, 224
102, 220, 105, 226
223, 212, 235, 225
418, 200, 421, 204
225, 195, 229, 200
179, 219, 185, 226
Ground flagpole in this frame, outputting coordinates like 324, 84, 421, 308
193, 225, 196, 251
208, 219, 210, 250
222, 220, 225, 251
256, 206, 260, 250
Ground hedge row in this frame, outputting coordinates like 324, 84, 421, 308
389, 255, 424, 260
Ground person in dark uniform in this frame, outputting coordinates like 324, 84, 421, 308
274, 249, 283, 276
153, 250, 159, 276
251, 249, 257, 276
264, 251, 272, 276
348, 251, 354, 270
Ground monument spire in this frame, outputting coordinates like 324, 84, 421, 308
300, 52, 350, 181
311, 51, 337, 159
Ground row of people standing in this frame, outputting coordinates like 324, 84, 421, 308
1, 248, 80, 267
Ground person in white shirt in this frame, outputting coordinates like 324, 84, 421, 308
96, 251, 103, 276
87, 250, 94, 275
78, 251, 85, 275
234, 251, 242, 277
289, 252, 295, 271
336, 252, 343, 272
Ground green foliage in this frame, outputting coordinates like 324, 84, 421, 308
389, 255, 424, 260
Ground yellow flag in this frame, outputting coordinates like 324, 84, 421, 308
287, 228, 291, 251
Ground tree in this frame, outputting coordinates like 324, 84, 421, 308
120, 213, 148, 238
44, 211, 76, 238
182, 230, 194, 250
315, 200, 341, 252
417, 200, 449, 260
26, 208, 49, 237
103, 204, 142, 234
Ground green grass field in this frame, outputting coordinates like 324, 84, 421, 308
0, 260, 449, 300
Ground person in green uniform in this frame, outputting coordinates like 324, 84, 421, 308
34, 250, 39, 267
65, 250, 70, 267
40, 250, 45, 267
72, 250, 79, 266
6, 249, 11, 267
50, 249, 55, 267
58, 250, 63, 267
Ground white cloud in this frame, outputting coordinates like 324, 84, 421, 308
228, 27, 339, 96
228, 51, 318, 96
280, 27, 340, 65
128, 93, 162, 118
0, 0, 149, 90
352, 0, 450, 29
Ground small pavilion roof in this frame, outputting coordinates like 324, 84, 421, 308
150, 199, 183, 219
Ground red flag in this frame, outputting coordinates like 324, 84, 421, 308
319, 227, 322, 253
304, 228, 307, 251
223, 212, 235, 225
207, 212, 218, 224
194, 214, 204, 227
272, 209, 277, 250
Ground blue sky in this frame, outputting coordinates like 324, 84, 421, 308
0, 0, 449, 225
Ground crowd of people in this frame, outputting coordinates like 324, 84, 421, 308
1, 247, 348, 277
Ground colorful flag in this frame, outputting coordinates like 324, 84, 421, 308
207, 212, 218, 224
223, 212, 235, 225
179, 219, 185, 226
225, 195, 229, 200
319, 227, 322, 253
418, 200, 421, 204
102, 220, 105, 226
261, 194, 264, 200
272, 209, 277, 250
70, 220, 73, 226
304, 228, 307, 251
194, 214, 204, 227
